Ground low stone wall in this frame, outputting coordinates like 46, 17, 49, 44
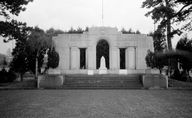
38, 74, 64, 88
142, 74, 168, 89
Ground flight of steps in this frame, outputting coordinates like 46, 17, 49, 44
62, 74, 143, 89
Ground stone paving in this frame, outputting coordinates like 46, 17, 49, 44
0, 90, 192, 118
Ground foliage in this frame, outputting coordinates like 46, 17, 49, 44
9, 22, 31, 81
0, 0, 33, 41
145, 50, 156, 68
10, 26, 60, 80
0, 69, 17, 83
47, 48, 59, 69
10, 48, 28, 81
0, 57, 8, 68
64, 27, 89, 34
176, 37, 192, 73
26, 27, 52, 74
148, 29, 166, 53
46, 28, 64, 37
121, 28, 141, 34
0, 0, 33, 19
45, 28, 60, 69
0, 0, 33, 81
145, 50, 168, 72
142, 0, 192, 50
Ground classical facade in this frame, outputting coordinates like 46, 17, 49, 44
53, 27, 153, 74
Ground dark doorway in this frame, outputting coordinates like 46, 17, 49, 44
120, 48, 126, 69
80, 48, 86, 69
96, 40, 109, 69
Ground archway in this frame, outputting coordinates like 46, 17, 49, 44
96, 39, 109, 69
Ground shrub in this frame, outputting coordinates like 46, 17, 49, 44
7, 70, 17, 82
0, 69, 7, 83
0, 69, 17, 83
48, 48, 59, 69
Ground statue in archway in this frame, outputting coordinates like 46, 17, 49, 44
99, 56, 107, 70
96, 39, 109, 69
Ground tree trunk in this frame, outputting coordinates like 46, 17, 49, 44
165, 0, 173, 77
167, 19, 172, 50
35, 56, 38, 80
20, 73, 23, 82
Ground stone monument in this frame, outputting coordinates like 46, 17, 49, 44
99, 56, 107, 74
53, 27, 154, 74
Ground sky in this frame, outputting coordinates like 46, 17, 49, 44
0, 0, 191, 54
17, 0, 154, 32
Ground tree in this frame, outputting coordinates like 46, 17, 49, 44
0, 0, 33, 41
85, 27, 89, 32
26, 27, 52, 79
121, 28, 141, 34
10, 35, 29, 81
1, 0, 33, 81
176, 37, 192, 76
145, 50, 168, 73
142, 0, 192, 50
0, 0, 33, 19
47, 48, 59, 69
9, 23, 32, 81
149, 29, 166, 53
145, 50, 156, 68
46, 28, 64, 37
10, 50, 27, 81
135, 30, 141, 34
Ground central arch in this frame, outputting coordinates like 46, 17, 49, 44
96, 39, 109, 69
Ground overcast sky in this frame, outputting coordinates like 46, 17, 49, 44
16, 0, 154, 32
0, 0, 191, 54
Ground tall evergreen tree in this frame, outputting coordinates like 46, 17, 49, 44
142, 0, 192, 50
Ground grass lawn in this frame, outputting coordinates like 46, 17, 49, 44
0, 90, 192, 118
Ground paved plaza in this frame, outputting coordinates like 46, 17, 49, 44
0, 90, 192, 118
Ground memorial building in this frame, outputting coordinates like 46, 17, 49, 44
53, 27, 154, 75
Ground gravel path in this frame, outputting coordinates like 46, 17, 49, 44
0, 90, 192, 118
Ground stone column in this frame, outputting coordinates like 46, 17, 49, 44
111, 47, 119, 69
65, 47, 70, 69
71, 47, 80, 70
117, 48, 120, 70
128, 47, 136, 69
125, 48, 129, 69
135, 47, 137, 69
88, 46, 96, 70
85, 48, 88, 69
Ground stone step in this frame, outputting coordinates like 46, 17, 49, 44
65, 74, 141, 78
63, 74, 143, 89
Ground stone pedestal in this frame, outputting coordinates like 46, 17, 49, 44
98, 69, 107, 74
38, 68, 64, 88
119, 69, 128, 74
142, 74, 168, 89
47, 68, 61, 75
38, 74, 64, 88
88, 70, 94, 75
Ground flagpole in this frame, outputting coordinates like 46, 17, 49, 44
102, 0, 104, 26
